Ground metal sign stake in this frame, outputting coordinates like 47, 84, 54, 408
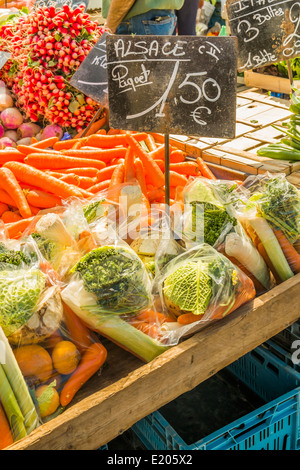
164, 134, 170, 214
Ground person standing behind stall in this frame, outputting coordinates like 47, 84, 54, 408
174, 0, 204, 35
102, 0, 184, 35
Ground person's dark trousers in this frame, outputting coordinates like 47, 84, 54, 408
175, 0, 199, 35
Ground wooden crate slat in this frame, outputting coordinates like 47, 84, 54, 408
237, 90, 291, 110
9, 274, 300, 450
236, 102, 273, 120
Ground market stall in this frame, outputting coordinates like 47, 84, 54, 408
0, 2, 299, 452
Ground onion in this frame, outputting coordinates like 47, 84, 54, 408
41, 124, 63, 141
0, 124, 4, 139
0, 137, 17, 149
4, 130, 18, 142
16, 137, 33, 146
1, 107, 24, 129
0, 93, 13, 112
17, 122, 41, 139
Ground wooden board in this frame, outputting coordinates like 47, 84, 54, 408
169, 88, 295, 177
8, 274, 300, 450
244, 71, 292, 95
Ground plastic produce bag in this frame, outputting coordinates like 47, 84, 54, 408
229, 173, 300, 284
181, 177, 237, 249
0, 219, 107, 448
152, 243, 256, 344
61, 216, 169, 362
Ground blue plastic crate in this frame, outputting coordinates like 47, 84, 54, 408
132, 344, 300, 451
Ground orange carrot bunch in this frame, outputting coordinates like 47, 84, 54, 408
0, 129, 216, 238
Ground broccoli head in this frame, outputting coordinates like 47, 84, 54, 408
72, 245, 151, 314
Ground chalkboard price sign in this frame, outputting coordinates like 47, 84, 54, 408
226, 0, 300, 72
70, 32, 108, 105
0, 51, 11, 70
106, 35, 237, 138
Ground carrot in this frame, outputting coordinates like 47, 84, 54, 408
0, 403, 13, 450
154, 159, 165, 171
89, 180, 111, 194
196, 157, 216, 180
134, 309, 174, 324
31, 137, 38, 144
76, 176, 97, 189
59, 174, 80, 186
85, 132, 148, 148
64, 167, 99, 178
0, 202, 8, 217
1, 211, 22, 223
5, 217, 34, 239
273, 229, 300, 274
81, 116, 107, 138
24, 154, 106, 171
53, 138, 85, 151
169, 171, 188, 187
96, 129, 107, 135
17, 145, 61, 156
62, 302, 95, 353
39, 260, 61, 284
26, 189, 62, 209
71, 139, 87, 150
28, 204, 40, 215
126, 134, 165, 188
169, 149, 185, 163
177, 313, 203, 325
130, 321, 161, 339
169, 162, 200, 176
109, 162, 125, 189
149, 144, 165, 161
145, 134, 157, 152
60, 342, 107, 407
147, 187, 165, 203
0, 149, 25, 164
61, 148, 128, 163
30, 137, 59, 149
4, 162, 83, 199
96, 165, 118, 183
211, 273, 255, 320
0, 167, 32, 219
0, 189, 17, 207
124, 146, 135, 182
134, 158, 148, 196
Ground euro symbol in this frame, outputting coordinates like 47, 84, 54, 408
190, 106, 211, 125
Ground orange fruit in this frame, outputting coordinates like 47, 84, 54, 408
35, 384, 60, 418
14, 345, 53, 383
52, 341, 80, 375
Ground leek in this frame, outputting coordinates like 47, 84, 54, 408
248, 216, 294, 282
61, 282, 169, 363
0, 365, 27, 442
0, 326, 39, 434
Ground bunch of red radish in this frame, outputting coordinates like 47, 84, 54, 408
0, 4, 103, 133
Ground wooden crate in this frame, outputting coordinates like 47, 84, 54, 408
6, 87, 300, 451
244, 71, 293, 95
7, 274, 300, 450
168, 88, 298, 178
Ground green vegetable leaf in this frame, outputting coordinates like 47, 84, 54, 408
0, 269, 46, 337
163, 261, 212, 315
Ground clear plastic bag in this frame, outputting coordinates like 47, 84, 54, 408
152, 243, 256, 344
228, 173, 300, 284
0, 219, 107, 448
181, 177, 238, 249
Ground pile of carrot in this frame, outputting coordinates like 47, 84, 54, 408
0, 128, 216, 239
